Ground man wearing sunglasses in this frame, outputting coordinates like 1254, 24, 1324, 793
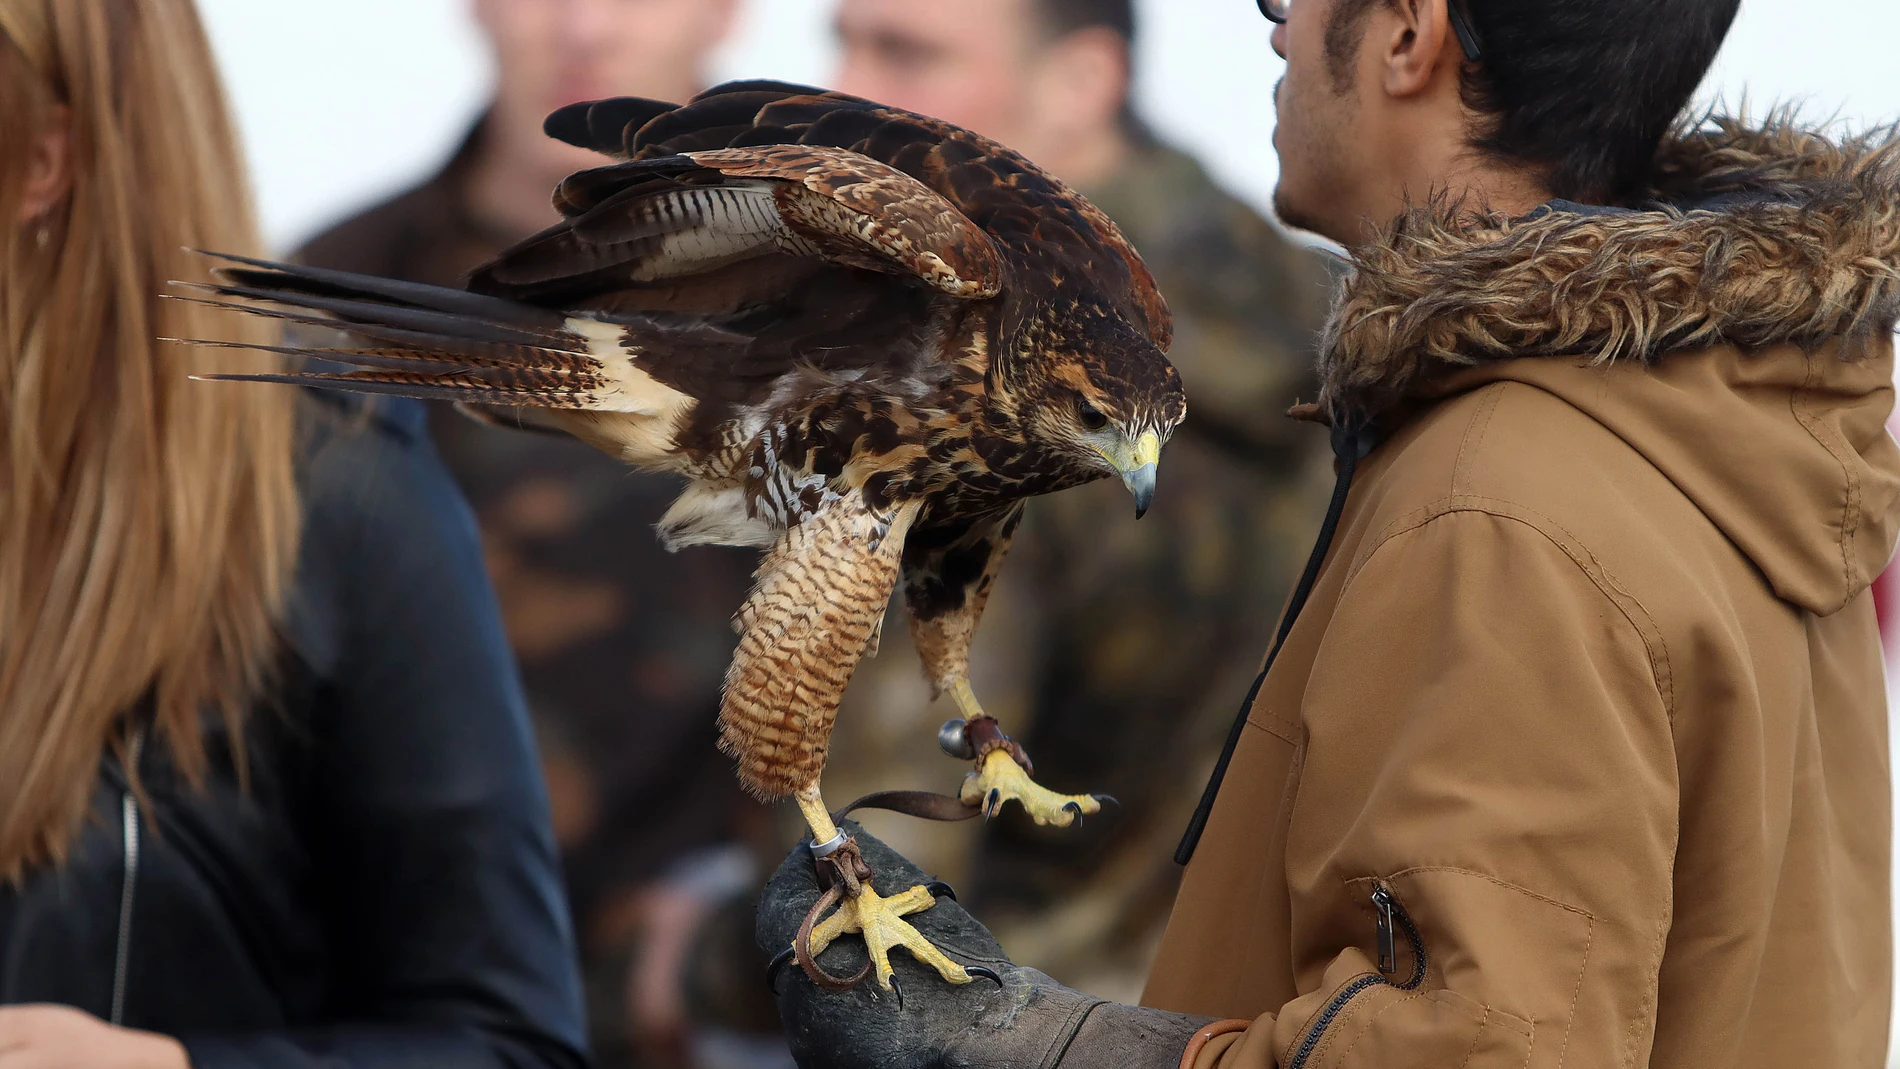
758, 1, 1900, 1066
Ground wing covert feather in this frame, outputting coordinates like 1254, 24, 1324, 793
685, 146, 1001, 299
547, 82, 1169, 347
472, 147, 999, 305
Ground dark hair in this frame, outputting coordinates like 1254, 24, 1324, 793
1029, 0, 1136, 44
1459, 0, 1740, 203
1326, 0, 1740, 205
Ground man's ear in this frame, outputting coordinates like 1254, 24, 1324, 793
16, 104, 71, 224
1382, 0, 1458, 99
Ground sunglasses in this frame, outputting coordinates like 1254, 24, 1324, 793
1256, 0, 1484, 63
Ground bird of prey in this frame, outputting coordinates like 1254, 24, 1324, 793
184, 80, 1184, 994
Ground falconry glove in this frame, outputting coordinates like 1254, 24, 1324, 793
758, 823, 1210, 1069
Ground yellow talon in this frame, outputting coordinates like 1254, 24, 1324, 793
942, 681, 1105, 827
788, 781, 982, 994
960, 748, 1103, 827
808, 881, 974, 991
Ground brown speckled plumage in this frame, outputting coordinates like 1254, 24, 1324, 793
188, 81, 1187, 801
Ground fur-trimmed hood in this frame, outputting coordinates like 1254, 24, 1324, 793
1319, 118, 1900, 615
1318, 117, 1900, 418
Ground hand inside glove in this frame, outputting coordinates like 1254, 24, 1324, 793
756, 821, 1212, 1069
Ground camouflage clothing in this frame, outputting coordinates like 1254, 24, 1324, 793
818, 139, 1335, 1003
295, 118, 759, 1068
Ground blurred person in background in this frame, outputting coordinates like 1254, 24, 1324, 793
825, 0, 1333, 999
295, 2, 755, 1067
0, 1, 584, 1067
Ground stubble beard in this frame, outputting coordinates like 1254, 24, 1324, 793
1270, 109, 1339, 239
1272, 182, 1332, 239
1269, 70, 1362, 244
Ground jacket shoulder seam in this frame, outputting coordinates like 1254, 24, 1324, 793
1789, 348, 1861, 615
1450, 383, 1506, 497
1343, 498, 1676, 722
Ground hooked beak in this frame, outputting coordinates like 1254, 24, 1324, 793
1117, 430, 1161, 519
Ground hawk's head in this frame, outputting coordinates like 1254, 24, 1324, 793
1011, 299, 1187, 518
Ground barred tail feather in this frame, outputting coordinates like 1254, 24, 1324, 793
174, 251, 701, 465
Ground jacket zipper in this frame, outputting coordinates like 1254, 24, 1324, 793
1286, 883, 1427, 1069
110, 731, 144, 1026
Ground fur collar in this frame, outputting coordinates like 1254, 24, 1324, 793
1317, 118, 1900, 420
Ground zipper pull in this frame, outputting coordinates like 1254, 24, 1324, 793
1371, 885, 1397, 974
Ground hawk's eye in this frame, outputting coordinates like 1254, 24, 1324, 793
1077, 400, 1109, 431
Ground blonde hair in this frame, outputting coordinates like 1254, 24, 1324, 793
0, 0, 298, 879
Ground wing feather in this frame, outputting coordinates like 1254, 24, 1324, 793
472, 146, 1000, 305
685, 146, 1001, 298
547, 82, 1171, 348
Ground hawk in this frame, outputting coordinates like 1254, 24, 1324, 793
186, 81, 1185, 994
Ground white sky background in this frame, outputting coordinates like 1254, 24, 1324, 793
199, 0, 1900, 250
196, 0, 1900, 1058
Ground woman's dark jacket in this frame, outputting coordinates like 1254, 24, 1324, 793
0, 395, 590, 1068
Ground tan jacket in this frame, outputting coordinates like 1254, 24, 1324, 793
1145, 121, 1900, 1068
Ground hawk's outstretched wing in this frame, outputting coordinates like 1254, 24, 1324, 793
546, 81, 1172, 351
479, 146, 1001, 304
184, 137, 1005, 428
189, 80, 1169, 470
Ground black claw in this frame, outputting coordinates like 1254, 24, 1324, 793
1062, 801, 1083, 829
924, 880, 958, 901
1091, 793, 1120, 810
967, 965, 1005, 987
985, 788, 1002, 820
890, 974, 905, 1010
766, 946, 796, 995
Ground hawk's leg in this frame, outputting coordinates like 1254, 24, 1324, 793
941, 679, 1106, 828
903, 507, 1103, 828
790, 783, 976, 993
